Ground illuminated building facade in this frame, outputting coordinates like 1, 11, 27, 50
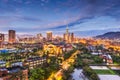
64, 26, 74, 43
70, 33, 74, 42
8, 30, 16, 43
43, 44, 63, 56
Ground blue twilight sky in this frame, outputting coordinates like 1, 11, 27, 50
0, 0, 120, 36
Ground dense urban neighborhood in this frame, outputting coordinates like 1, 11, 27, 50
0, 28, 120, 80
0, 0, 120, 80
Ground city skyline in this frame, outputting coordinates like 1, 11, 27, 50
0, 1, 120, 79
0, 0, 120, 36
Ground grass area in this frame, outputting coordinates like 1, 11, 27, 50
113, 62, 120, 65
94, 70, 116, 75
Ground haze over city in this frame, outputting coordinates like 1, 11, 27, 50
0, 0, 120, 36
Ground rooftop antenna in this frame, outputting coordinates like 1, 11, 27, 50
66, 22, 69, 34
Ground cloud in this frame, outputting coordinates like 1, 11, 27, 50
0, 16, 41, 22
0, 0, 120, 35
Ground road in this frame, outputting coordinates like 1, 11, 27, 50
47, 50, 80, 80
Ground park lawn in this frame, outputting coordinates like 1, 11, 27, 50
94, 70, 116, 75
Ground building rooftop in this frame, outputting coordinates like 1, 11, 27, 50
25, 57, 46, 62
0, 61, 6, 64
7, 66, 26, 73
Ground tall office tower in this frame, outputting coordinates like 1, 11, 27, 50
0, 33, 4, 48
65, 25, 70, 43
71, 33, 74, 43
66, 25, 69, 35
63, 33, 66, 40
37, 33, 42, 39
0, 33, 4, 42
46, 31, 52, 40
8, 30, 16, 43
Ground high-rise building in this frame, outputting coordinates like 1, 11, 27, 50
37, 33, 42, 39
46, 31, 52, 40
35, 33, 43, 43
65, 26, 69, 41
63, 33, 66, 40
63, 25, 74, 43
0, 33, 4, 42
8, 30, 16, 43
0, 33, 4, 48
71, 33, 74, 42
64, 25, 70, 43
66, 25, 69, 34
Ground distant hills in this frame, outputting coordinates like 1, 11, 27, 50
74, 28, 120, 37
95, 32, 120, 39
17, 34, 35, 38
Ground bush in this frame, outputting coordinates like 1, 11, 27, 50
90, 73, 99, 80
83, 66, 100, 80
93, 56, 103, 64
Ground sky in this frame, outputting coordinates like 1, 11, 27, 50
0, 0, 120, 36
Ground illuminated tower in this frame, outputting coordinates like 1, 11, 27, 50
63, 24, 75, 43
65, 25, 70, 42
9, 30, 16, 43
66, 25, 69, 34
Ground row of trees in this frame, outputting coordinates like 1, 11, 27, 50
74, 53, 103, 68
74, 43, 101, 80
83, 66, 100, 80
62, 65, 74, 80
29, 47, 77, 80
63, 48, 77, 60
29, 56, 60, 80
112, 55, 120, 64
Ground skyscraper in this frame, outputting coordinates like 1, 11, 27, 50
66, 25, 69, 35
63, 33, 66, 40
46, 31, 52, 40
37, 33, 42, 39
0, 33, 4, 48
63, 25, 74, 43
71, 33, 74, 42
9, 30, 16, 43
65, 26, 69, 42
0, 33, 4, 42
64, 25, 70, 43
